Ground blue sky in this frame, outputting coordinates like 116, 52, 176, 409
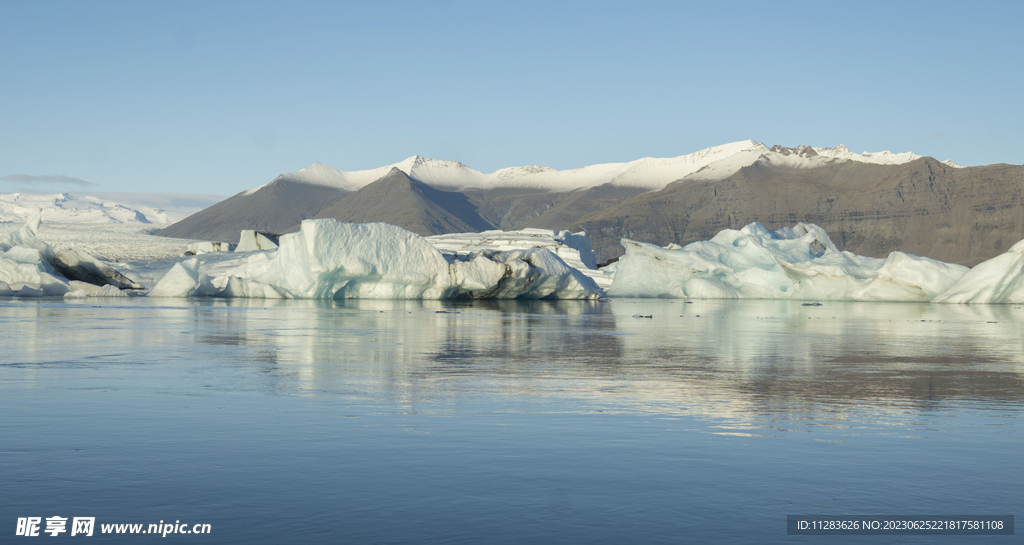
1, 0, 1021, 194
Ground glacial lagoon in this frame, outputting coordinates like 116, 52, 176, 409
2, 298, 1021, 543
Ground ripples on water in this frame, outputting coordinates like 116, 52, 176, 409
1, 298, 1021, 543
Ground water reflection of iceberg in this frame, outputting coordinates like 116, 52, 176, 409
3, 299, 1021, 435
211, 299, 1024, 425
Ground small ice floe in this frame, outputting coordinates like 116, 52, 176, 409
184, 241, 235, 255
63, 281, 129, 298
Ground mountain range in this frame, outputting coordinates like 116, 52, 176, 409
156, 141, 1024, 266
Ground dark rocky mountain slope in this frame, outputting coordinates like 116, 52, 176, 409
313, 168, 494, 236
571, 158, 1024, 266
156, 179, 350, 242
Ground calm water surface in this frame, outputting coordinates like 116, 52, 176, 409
1, 298, 1021, 543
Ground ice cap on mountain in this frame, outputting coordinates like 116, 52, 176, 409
254, 140, 950, 195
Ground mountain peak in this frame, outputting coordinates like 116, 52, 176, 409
769, 145, 819, 159
302, 161, 337, 172
383, 166, 414, 179
398, 155, 470, 169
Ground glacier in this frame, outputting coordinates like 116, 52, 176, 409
607, 223, 970, 302
0, 192, 171, 224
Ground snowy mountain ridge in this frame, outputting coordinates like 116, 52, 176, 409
0, 193, 173, 224
258, 140, 960, 195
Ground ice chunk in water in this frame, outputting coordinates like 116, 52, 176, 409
148, 220, 603, 300
609, 222, 968, 301
933, 239, 1024, 303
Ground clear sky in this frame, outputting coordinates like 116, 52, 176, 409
1, 0, 1021, 195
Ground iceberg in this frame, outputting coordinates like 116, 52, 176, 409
608, 222, 968, 302
149, 220, 602, 300
1, 209, 54, 259
235, 230, 279, 252
1, 209, 71, 296
185, 241, 235, 255
1, 209, 145, 297
425, 228, 610, 290
0, 251, 70, 296
933, 240, 1024, 303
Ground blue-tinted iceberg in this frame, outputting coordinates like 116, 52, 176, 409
608, 222, 969, 302
149, 220, 602, 300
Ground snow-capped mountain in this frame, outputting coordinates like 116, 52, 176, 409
259, 140, 959, 194
0, 193, 172, 224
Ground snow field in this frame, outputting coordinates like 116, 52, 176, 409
0, 193, 172, 224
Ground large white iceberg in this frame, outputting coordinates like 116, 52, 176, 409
933, 239, 1024, 303
149, 220, 602, 300
608, 222, 969, 302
